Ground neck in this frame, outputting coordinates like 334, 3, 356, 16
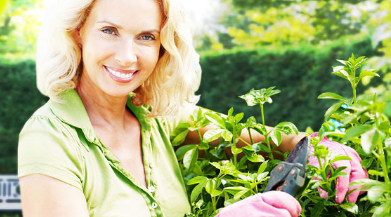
76, 79, 130, 129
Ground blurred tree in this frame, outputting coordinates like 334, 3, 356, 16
227, 0, 365, 10
196, 0, 383, 51
0, 0, 8, 15
0, 0, 43, 56
360, 0, 391, 116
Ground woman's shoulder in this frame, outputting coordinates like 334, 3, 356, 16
20, 100, 69, 135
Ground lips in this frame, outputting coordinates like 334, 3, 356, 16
104, 66, 138, 83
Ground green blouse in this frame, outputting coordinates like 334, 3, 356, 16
18, 89, 193, 217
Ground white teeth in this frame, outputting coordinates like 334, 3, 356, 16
106, 66, 134, 79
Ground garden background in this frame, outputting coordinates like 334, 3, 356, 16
0, 0, 391, 216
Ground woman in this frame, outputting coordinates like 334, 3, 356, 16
18, 0, 365, 216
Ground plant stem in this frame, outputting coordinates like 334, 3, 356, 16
196, 129, 202, 141
238, 137, 252, 146
211, 197, 216, 212
248, 128, 254, 144
261, 104, 265, 127
232, 124, 240, 167
377, 142, 390, 183
260, 104, 273, 160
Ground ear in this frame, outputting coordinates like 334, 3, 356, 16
71, 27, 82, 48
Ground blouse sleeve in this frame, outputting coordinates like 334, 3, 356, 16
18, 115, 84, 191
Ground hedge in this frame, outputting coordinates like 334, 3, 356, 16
0, 37, 379, 176
197, 36, 380, 132
0, 59, 48, 175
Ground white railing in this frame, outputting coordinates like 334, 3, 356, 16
0, 175, 21, 210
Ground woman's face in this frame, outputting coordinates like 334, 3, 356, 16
77, 0, 162, 98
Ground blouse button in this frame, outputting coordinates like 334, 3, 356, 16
152, 202, 158, 209
149, 186, 156, 192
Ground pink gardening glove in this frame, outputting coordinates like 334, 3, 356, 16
216, 191, 301, 217
308, 133, 368, 204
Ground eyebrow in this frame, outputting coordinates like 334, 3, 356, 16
97, 20, 160, 34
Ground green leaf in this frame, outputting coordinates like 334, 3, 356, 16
239, 87, 280, 106
379, 120, 390, 132
235, 112, 244, 123
324, 101, 344, 120
275, 122, 299, 135
343, 125, 373, 142
340, 202, 358, 214
247, 154, 265, 163
203, 128, 224, 143
361, 128, 381, 154
187, 176, 208, 185
368, 170, 384, 177
205, 179, 214, 194
270, 129, 282, 146
231, 144, 242, 155
385, 138, 391, 148
205, 112, 226, 129
171, 129, 189, 146
330, 156, 352, 163
332, 66, 349, 80
198, 142, 209, 150
311, 199, 325, 216
221, 130, 233, 142
256, 143, 271, 153
183, 146, 198, 170
329, 166, 348, 180
234, 189, 250, 201
336, 59, 347, 65
318, 92, 346, 101
257, 172, 269, 182
190, 181, 207, 202
176, 145, 197, 161
360, 158, 373, 169
224, 186, 248, 195
252, 124, 268, 135
257, 161, 268, 175
358, 70, 379, 81
210, 162, 221, 170
368, 184, 385, 203
210, 189, 223, 197
239, 89, 259, 106
228, 107, 234, 117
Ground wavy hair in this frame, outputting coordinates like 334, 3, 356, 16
36, 0, 201, 116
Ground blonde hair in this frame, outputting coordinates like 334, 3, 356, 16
36, 0, 201, 116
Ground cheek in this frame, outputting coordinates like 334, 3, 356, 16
142, 46, 160, 69
83, 37, 115, 67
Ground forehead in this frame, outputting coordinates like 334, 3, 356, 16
88, 0, 163, 28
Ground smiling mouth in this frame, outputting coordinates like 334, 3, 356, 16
105, 66, 138, 79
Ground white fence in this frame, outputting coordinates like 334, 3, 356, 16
0, 175, 21, 210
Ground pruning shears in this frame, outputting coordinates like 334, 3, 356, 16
264, 136, 310, 196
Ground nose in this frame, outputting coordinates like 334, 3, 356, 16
115, 39, 137, 67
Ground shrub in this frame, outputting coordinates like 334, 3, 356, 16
172, 54, 390, 216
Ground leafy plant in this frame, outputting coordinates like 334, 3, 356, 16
172, 88, 298, 216
314, 54, 390, 216
173, 54, 390, 216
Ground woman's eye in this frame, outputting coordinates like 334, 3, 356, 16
101, 28, 116, 35
140, 35, 155, 41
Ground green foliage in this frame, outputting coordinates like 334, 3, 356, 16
307, 55, 390, 216
197, 37, 380, 131
0, 0, 44, 55
359, 0, 391, 117
176, 54, 391, 216
0, 57, 48, 174
174, 95, 296, 216
199, 0, 376, 52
